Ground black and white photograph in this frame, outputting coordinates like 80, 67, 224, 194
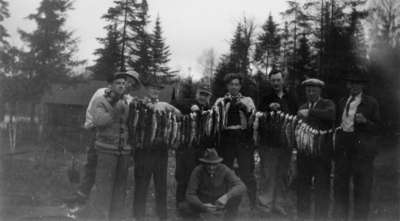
0, 0, 399, 220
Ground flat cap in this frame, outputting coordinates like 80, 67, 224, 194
301, 78, 325, 87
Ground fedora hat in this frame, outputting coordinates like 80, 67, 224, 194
343, 65, 369, 83
199, 148, 223, 164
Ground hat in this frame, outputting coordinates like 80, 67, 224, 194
199, 148, 223, 164
301, 78, 325, 87
125, 70, 141, 84
111, 71, 136, 82
197, 84, 212, 95
343, 65, 369, 83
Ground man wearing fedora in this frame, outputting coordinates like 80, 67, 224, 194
333, 65, 381, 221
172, 84, 213, 212
184, 148, 246, 220
133, 78, 181, 221
296, 78, 336, 221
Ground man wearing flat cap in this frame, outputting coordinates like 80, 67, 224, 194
296, 78, 336, 221
333, 65, 381, 221
72, 71, 137, 220
172, 84, 213, 213
64, 71, 140, 211
183, 148, 246, 220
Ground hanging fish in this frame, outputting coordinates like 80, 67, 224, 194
253, 112, 263, 146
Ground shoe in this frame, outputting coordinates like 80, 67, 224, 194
250, 204, 271, 217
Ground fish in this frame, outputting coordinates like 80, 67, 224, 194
149, 110, 158, 144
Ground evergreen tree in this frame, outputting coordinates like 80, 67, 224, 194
151, 15, 172, 81
18, 0, 84, 102
212, 17, 257, 99
254, 14, 281, 73
295, 33, 314, 80
0, 0, 9, 47
128, 0, 153, 84
91, 23, 121, 81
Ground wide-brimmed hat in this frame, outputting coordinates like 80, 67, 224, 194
199, 148, 223, 164
301, 78, 325, 88
197, 84, 212, 95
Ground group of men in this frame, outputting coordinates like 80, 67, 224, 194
66, 64, 380, 221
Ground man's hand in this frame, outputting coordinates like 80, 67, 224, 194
191, 104, 200, 112
298, 109, 310, 118
203, 203, 218, 213
355, 113, 367, 124
269, 102, 281, 111
216, 194, 228, 207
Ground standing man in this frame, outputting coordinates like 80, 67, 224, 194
85, 71, 133, 220
133, 80, 181, 221
214, 73, 258, 211
333, 66, 380, 221
257, 69, 298, 215
172, 84, 213, 213
296, 78, 335, 221
64, 71, 140, 208
184, 148, 246, 220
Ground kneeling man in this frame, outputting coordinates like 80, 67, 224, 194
184, 148, 246, 220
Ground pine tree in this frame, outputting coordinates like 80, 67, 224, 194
91, 23, 121, 81
18, 0, 84, 101
151, 15, 172, 81
128, 0, 153, 84
295, 33, 314, 80
254, 14, 281, 73
0, 0, 9, 47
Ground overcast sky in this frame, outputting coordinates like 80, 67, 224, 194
4, 0, 288, 79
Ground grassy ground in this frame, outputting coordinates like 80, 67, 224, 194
0, 137, 399, 221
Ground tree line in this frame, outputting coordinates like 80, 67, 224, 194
208, 0, 400, 132
0, 0, 399, 131
0, 0, 172, 118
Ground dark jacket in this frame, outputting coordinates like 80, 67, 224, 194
258, 90, 298, 147
299, 98, 336, 130
258, 89, 298, 115
337, 94, 381, 156
186, 164, 246, 211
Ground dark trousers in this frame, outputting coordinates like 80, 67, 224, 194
218, 130, 257, 208
175, 147, 204, 206
333, 131, 375, 221
181, 196, 242, 220
78, 132, 97, 197
297, 153, 331, 220
133, 148, 168, 220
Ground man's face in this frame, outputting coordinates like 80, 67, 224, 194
347, 81, 364, 96
226, 79, 241, 96
270, 73, 284, 92
305, 86, 321, 103
148, 87, 161, 100
205, 163, 218, 176
196, 91, 211, 106
111, 78, 127, 96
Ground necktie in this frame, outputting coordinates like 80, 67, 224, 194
345, 96, 356, 116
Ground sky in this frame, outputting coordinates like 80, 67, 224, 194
4, 0, 288, 79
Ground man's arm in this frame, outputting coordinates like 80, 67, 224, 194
309, 99, 336, 121
224, 167, 246, 199
186, 167, 207, 212
91, 98, 114, 127
358, 97, 381, 133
